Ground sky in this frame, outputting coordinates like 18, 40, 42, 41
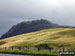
0, 0, 75, 35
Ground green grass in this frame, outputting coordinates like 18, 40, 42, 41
0, 49, 59, 55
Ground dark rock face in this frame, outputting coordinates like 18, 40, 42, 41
0, 19, 70, 39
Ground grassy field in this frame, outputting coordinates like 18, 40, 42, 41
0, 28, 75, 51
0, 49, 59, 55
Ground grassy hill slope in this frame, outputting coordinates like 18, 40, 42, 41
0, 28, 75, 51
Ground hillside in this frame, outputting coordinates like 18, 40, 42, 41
0, 28, 75, 51
0, 19, 70, 39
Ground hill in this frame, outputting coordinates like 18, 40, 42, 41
0, 28, 75, 51
0, 19, 70, 39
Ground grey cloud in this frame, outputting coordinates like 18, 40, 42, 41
0, 0, 75, 35
0, 17, 25, 35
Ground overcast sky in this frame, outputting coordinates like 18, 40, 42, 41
0, 0, 75, 35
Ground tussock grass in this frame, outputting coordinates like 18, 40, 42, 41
0, 28, 75, 51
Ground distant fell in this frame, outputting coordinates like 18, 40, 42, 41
0, 19, 70, 39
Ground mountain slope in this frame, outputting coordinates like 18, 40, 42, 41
0, 28, 75, 51
1, 19, 70, 39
